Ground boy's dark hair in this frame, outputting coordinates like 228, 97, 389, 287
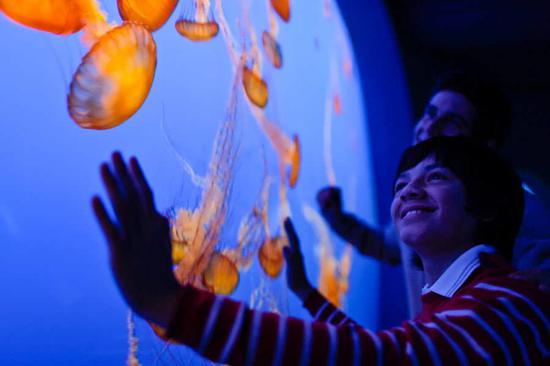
432, 70, 512, 148
395, 136, 524, 260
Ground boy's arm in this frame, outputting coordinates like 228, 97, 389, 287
93, 154, 544, 365
283, 218, 359, 327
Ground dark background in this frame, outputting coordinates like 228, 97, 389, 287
387, 0, 550, 187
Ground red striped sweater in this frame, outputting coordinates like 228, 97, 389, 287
165, 256, 550, 365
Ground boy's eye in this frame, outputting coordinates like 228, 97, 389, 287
394, 182, 407, 194
428, 171, 446, 181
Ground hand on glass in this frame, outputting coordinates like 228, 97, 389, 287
316, 186, 343, 218
92, 152, 180, 328
283, 218, 314, 302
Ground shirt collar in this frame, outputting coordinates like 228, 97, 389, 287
421, 244, 496, 298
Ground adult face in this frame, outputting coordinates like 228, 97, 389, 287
414, 91, 477, 144
390, 155, 477, 257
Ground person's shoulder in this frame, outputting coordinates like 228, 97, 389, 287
457, 259, 549, 316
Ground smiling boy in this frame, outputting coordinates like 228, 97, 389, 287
94, 137, 548, 365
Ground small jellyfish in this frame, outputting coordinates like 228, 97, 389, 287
270, 0, 290, 22
261, 31, 283, 69
259, 235, 287, 278
202, 252, 239, 295
0, 0, 85, 34
287, 135, 301, 188
117, 0, 179, 32
333, 94, 342, 114
175, 18, 219, 41
242, 66, 268, 108
175, 0, 219, 41
68, 22, 157, 130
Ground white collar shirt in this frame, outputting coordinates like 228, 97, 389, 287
421, 244, 496, 298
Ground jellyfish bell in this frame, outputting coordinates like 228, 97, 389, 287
117, 0, 179, 32
68, 22, 157, 130
175, 17, 219, 41
202, 251, 239, 295
242, 66, 268, 108
258, 235, 287, 277
0, 0, 85, 35
287, 135, 301, 188
270, 0, 290, 22
261, 31, 283, 69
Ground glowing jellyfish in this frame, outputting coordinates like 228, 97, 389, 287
287, 135, 301, 188
258, 235, 287, 278
68, 22, 157, 130
333, 94, 342, 114
202, 252, 239, 294
0, 0, 85, 34
317, 244, 351, 307
242, 66, 268, 108
175, 0, 219, 41
175, 18, 219, 41
261, 31, 283, 69
270, 0, 290, 22
303, 205, 352, 307
167, 70, 239, 289
117, 0, 179, 31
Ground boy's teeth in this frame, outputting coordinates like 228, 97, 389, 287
404, 209, 425, 218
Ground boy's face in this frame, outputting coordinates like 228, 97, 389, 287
414, 91, 476, 144
391, 155, 477, 256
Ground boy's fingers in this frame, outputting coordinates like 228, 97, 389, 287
92, 196, 122, 248
101, 163, 126, 220
112, 152, 139, 204
283, 218, 300, 251
129, 157, 154, 213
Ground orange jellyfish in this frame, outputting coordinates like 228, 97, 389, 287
259, 235, 287, 278
242, 66, 269, 108
252, 112, 301, 189
303, 205, 352, 307
68, 22, 157, 130
261, 31, 283, 69
287, 135, 301, 188
333, 94, 342, 114
202, 252, 240, 294
175, 0, 219, 41
270, 0, 290, 22
117, 0, 179, 31
175, 18, 219, 41
0, 0, 85, 34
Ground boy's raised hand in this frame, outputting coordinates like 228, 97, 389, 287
92, 152, 180, 328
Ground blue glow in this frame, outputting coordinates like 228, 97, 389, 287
0, 1, 385, 364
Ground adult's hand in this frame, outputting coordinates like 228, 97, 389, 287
283, 218, 314, 302
316, 186, 343, 217
92, 152, 180, 328
316, 186, 359, 240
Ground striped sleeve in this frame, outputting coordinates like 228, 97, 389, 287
164, 280, 549, 366
303, 289, 358, 326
